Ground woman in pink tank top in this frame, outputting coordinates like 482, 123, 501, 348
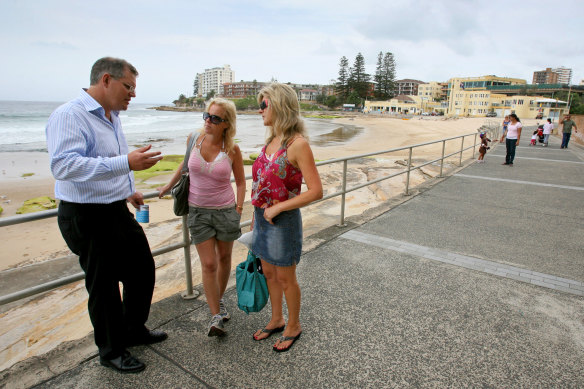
251, 83, 323, 352
158, 98, 246, 337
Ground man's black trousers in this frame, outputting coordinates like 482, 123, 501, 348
58, 199, 155, 359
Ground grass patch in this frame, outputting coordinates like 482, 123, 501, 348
21, 173, 34, 177
305, 114, 342, 119
134, 155, 182, 181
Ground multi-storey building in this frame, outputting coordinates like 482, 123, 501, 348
533, 68, 559, 84
446, 75, 525, 116
195, 65, 235, 98
395, 79, 425, 96
553, 66, 572, 84
418, 82, 443, 101
222, 81, 267, 99
298, 89, 318, 101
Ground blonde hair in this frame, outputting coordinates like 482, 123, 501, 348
202, 98, 237, 154
257, 83, 307, 147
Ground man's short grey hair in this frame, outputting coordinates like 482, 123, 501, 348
90, 57, 138, 85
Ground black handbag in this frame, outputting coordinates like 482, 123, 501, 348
171, 134, 196, 216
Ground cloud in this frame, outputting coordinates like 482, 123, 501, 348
30, 41, 78, 50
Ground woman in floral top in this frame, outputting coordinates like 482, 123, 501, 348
251, 83, 323, 352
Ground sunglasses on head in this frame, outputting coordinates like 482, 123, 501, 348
259, 99, 269, 110
203, 112, 227, 124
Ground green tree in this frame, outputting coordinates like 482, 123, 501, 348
335, 56, 350, 101
373, 51, 386, 99
325, 95, 339, 108
193, 78, 199, 96
234, 95, 258, 111
315, 94, 327, 104
173, 94, 187, 106
206, 90, 216, 100
381, 52, 396, 99
348, 52, 371, 99
346, 91, 362, 106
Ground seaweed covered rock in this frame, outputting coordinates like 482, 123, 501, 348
16, 196, 57, 214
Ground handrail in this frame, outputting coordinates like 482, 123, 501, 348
0, 129, 497, 306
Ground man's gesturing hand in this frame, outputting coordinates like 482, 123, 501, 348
128, 145, 163, 171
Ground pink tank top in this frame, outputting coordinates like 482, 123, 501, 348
188, 144, 235, 208
251, 143, 303, 208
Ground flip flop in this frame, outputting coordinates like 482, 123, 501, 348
253, 325, 285, 341
273, 332, 302, 352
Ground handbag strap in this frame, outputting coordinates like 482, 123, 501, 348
181, 133, 197, 173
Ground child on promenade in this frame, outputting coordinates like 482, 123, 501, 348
477, 133, 491, 163
530, 130, 538, 146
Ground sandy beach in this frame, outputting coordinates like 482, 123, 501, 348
0, 115, 542, 271
0, 114, 541, 373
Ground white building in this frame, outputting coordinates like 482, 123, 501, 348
196, 65, 235, 98
553, 66, 572, 84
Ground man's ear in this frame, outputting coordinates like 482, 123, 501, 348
102, 73, 111, 88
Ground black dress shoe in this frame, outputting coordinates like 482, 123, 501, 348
126, 329, 168, 347
100, 351, 145, 374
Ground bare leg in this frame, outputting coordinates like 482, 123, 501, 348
253, 260, 286, 340
272, 264, 302, 350
196, 238, 221, 316
215, 239, 234, 300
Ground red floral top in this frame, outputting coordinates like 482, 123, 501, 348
251, 144, 303, 208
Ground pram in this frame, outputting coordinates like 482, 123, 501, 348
537, 125, 545, 144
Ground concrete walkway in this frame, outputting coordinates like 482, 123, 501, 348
23, 134, 584, 388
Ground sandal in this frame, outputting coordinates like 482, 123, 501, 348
253, 325, 285, 341
273, 332, 302, 352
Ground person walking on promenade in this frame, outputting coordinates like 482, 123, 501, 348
158, 98, 245, 337
560, 114, 578, 149
46, 57, 167, 374
500, 113, 522, 166
251, 83, 323, 352
477, 133, 491, 163
542, 118, 553, 147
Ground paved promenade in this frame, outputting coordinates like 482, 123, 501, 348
13, 133, 584, 388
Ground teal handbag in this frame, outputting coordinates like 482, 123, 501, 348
236, 251, 269, 314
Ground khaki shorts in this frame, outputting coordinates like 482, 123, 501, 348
187, 206, 241, 245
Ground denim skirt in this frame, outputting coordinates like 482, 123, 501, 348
252, 207, 302, 267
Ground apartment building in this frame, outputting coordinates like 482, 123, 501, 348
533, 68, 559, 84
298, 89, 318, 101
195, 65, 235, 98
553, 66, 572, 84
396, 79, 425, 96
222, 81, 267, 98
446, 75, 525, 116
418, 82, 440, 100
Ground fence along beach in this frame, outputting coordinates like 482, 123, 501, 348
0, 113, 508, 375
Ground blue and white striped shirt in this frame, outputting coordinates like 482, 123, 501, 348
46, 89, 135, 203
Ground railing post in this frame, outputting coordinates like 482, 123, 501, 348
405, 147, 413, 195
459, 136, 465, 166
337, 160, 348, 227
181, 214, 199, 300
472, 133, 478, 159
439, 140, 446, 177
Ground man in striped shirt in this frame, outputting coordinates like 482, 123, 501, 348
46, 57, 166, 374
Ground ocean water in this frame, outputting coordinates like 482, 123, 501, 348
0, 101, 350, 155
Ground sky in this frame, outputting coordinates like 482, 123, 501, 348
1, 0, 583, 104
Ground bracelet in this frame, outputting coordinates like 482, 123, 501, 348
236, 205, 243, 210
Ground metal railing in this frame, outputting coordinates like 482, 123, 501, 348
0, 130, 495, 306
